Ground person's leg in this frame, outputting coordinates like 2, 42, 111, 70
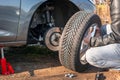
85, 0, 120, 69
81, 24, 112, 64
84, 24, 114, 68
86, 43, 120, 69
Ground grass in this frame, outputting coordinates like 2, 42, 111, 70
4, 46, 58, 62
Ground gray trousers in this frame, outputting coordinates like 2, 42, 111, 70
85, 24, 120, 69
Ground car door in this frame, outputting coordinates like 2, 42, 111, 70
0, 0, 20, 42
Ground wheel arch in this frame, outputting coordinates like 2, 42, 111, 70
25, 0, 81, 45
17, 0, 47, 41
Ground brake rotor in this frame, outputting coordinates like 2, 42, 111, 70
44, 27, 61, 51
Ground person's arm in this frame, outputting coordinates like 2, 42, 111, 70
90, 0, 120, 47
84, 23, 120, 47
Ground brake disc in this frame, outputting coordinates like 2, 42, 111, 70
44, 27, 61, 51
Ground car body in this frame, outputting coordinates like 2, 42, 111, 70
0, 0, 95, 51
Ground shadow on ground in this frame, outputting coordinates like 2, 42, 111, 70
2, 46, 107, 77
3, 46, 60, 76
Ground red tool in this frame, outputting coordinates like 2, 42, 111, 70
7, 63, 14, 74
0, 48, 14, 75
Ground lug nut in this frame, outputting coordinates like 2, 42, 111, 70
65, 73, 76, 78
65, 73, 71, 77
69, 74, 75, 78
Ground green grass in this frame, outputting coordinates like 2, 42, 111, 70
7, 46, 56, 55
4, 46, 58, 62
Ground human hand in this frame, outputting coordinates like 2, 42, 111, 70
83, 27, 93, 44
83, 27, 100, 45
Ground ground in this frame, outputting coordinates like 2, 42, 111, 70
0, 47, 120, 80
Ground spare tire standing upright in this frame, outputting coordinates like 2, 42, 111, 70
59, 11, 101, 72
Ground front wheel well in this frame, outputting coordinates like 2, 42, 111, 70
27, 0, 80, 46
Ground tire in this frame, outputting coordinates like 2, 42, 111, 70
59, 11, 101, 72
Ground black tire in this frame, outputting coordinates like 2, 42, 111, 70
59, 11, 101, 72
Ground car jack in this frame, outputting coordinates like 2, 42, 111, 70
0, 48, 14, 75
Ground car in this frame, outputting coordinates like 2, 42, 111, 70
0, 0, 96, 72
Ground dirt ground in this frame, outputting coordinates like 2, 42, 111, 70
0, 50, 120, 80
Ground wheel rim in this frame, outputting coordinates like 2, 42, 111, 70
80, 23, 99, 65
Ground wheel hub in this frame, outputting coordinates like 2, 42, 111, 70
44, 27, 61, 51
50, 32, 61, 46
